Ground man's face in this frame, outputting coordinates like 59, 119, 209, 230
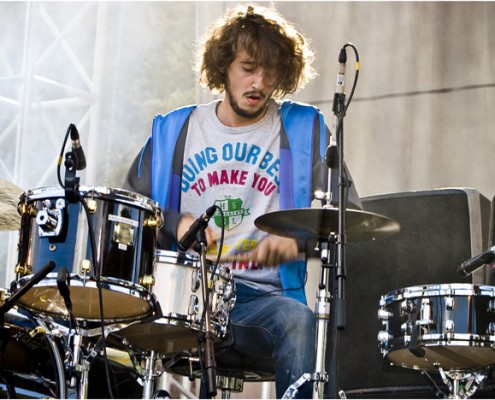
223, 49, 278, 124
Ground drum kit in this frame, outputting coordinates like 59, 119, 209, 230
0, 181, 236, 398
0, 174, 494, 400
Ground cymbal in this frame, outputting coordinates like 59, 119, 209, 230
0, 179, 23, 231
255, 207, 400, 242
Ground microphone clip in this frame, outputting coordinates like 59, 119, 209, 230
64, 152, 80, 203
177, 205, 217, 253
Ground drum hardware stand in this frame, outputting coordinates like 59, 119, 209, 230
436, 366, 488, 399
63, 323, 114, 399
282, 236, 340, 399
142, 350, 160, 399
140, 350, 176, 399
420, 369, 450, 399
139, 351, 198, 399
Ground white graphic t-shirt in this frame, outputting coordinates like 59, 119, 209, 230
181, 99, 282, 291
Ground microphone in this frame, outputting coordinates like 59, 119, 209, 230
458, 246, 495, 277
1, 261, 56, 314
69, 124, 86, 171
326, 46, 347, 169
57, 267, 73, 313
178, 205, 217, 252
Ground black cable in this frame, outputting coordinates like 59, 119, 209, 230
342, 43, 360, 113
57, 125, 71, 188
209, 205, 225, 284
312, 82, 495, 106
55, 126, 114, 398
78, 192, 115, 399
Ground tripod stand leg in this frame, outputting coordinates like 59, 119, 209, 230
79, 367, 89, 399
312, 284, 330, 399
142, 350, 157, 399
282, 373, 312, 399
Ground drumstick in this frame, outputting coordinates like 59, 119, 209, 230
219, 252, 306, 263
219, 253, 257, 263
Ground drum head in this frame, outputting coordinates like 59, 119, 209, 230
387, 345, 495, 371
17, 274, 153, 322
116, 318, 201, 354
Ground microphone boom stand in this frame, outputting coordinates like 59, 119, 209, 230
314, 71, 349, 400
196, 231, 217, 398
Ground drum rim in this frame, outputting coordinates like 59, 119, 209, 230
23, 185, 160, 213
16, 272, 152, 292
154, 249, 233, 280
15, 273, 154, 322
380, 283, 495, 305
385, 338, 495, 371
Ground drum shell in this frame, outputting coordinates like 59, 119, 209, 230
14, 185, 159, 322
379, 283, 495, 371
117, 249, 235, 354
0, 308, 65, 398
153, 250, 234, 322
0, 308, 141, 399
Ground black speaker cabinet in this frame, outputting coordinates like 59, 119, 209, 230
332, 188, 491, 398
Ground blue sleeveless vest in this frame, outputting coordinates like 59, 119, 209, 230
146, 100, 326, 304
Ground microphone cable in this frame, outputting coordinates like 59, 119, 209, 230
342, 43, 360, 114
56, 124, 72, 188
56, 124, 114, 398
78, 191, 115, 399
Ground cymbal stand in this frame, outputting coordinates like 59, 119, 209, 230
283, 237, 337, 400
284, 49, 351, 399
312, 237, 336, 398
315, 45, 351, 398
323, 45, 352, 400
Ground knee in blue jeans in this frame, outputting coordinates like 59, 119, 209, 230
279, 302, 315, 337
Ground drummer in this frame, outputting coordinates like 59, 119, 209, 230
124, 4, 361, 398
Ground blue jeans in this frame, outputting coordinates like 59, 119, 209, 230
229, 283, 316, 398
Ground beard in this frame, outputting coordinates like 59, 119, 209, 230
225, 80, 268, 120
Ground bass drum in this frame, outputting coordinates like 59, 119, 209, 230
0, 308, 66, 398
378, 283, 495, 371
13, 185, 161, 323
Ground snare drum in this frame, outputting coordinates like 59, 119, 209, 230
117, 250, 236, 354
13, 185, 161, 322
378, 283, 495, 371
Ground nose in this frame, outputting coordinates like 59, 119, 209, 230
252, 68, 276, 89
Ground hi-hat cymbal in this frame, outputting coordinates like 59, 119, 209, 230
0, 179, 23, 231
255, 207, 400, 242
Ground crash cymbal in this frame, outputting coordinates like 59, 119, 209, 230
0, 179, 23, 231
255, 207, 400, 242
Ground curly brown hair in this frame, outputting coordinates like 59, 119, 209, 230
196, 4, 316, 98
